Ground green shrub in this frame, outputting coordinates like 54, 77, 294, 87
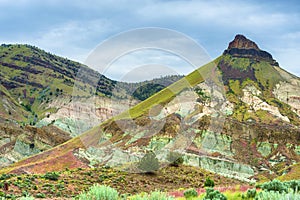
148, 191, 174, 200
99, 174, 110, 182
77, 184, 119, 200
184, 188, 198, 199
0, 174, 12, 180
19, 196, 35, 200
204, 188, 227, 200
204, 177, 215, 187
22, 190, 30, 197
35, 193, 46, 198
130, 191, 174, 200
44, 171, 60, 181
255, 191, 300, 200
246, 188, 257, 198
56, 183, 65, 189
138, 151, 160, 173
4, 194, 16, 199
284, 180, 300, 193
166, 151, 184, 167
130, 194, 147, 200
120, 193, 131, 200
261, 179, 288, 193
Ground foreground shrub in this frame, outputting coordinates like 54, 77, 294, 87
204, 188, 227, 200
255, 191, 300, 200
246, 188, 257, 198
44, 171, 60, 181
184, 188, 198, 199
138, 151, 160, 173
166, 151, 184, 167
284, 180, 300, 193
0, 174, 13, 180
261, 179, 288, 193
204, 177, 215, 187
2, 194, 16, 199
130, 191, 174, 200
19, 197, 35, 200
149, 191, 175, 200
35, 193, 46, 198
77, 184, 118, 200
130, 195, 147, 200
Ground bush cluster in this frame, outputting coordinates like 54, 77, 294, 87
44, 171, 60, 181
76, 184, 119, 200
204, 177, 215, 188
285, 180, 300, 193
246, 188, 256, 198
35, 193, 46, 198
138, 151, 160, 173
19, 196, 35, 200
76, 185, 174, 200
203, 188, 227, 200
255, 191, 300, 200
183, 188, 198, 199
130, 191, 174, 200
166, 151, 184, 167
260, 179, 288, 193
245, 179, 300, 199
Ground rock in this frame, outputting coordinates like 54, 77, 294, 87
241, 85, 290, 122
183, 153, 255, 182
228, 34, 259, 50
223, 34, 278, 66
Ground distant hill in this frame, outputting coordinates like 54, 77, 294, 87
0, 44, 182, 124
0, 44, 182, 167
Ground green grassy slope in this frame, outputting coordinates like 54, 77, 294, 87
0, 59, 217, 174
0, 44, 103, 122
115, 61, 216, 120
2, 49, 299, 173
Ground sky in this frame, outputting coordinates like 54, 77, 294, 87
0, 0, 299, 81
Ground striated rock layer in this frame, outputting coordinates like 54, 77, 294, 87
223, 34, 278, 66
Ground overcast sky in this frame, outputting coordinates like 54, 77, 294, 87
1, 0, 299, 81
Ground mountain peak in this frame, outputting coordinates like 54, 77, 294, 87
223, 34, 278, 66
228, 34, 259, 50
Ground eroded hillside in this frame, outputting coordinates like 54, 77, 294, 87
1, 35, 299, 184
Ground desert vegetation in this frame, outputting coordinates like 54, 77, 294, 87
0, 165, 299, 199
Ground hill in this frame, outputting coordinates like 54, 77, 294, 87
0, 44, 182, 124
1, 35, 299, 185
0, 44, 183, 168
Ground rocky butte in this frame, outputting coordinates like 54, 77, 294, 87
223, 34, 278, 66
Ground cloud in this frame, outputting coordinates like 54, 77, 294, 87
84, 28, 212, 81
275, 48, 300, 77
26, 19, 117, 62
0, 0, 299, 79
106, 50, 194, 82
136, 0, 293, 30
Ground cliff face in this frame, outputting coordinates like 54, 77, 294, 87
218, 35, 300, 126
228, 34, 259, 50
